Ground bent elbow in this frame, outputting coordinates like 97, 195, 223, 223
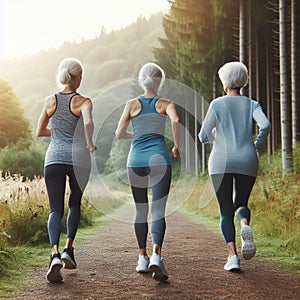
84, 120, 94, 128
115, 130, 122, 140
172, 117, 180, 125
36, 128, 44, 137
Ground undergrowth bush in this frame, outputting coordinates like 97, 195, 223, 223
0, 173, 99, 246
0, 140, 46, 179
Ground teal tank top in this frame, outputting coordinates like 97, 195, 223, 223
127, 95, 171, 167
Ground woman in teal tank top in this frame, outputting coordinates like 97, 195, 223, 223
116, 62, 180, 281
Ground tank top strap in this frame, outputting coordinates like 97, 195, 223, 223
54, 91, 79, 114
137, 95, 161, 115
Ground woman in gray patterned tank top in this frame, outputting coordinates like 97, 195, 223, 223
37, 58, 96, 283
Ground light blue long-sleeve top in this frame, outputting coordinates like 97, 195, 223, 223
198, 95, 271, 177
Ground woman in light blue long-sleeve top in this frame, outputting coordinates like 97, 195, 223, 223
199, 61, 270, 272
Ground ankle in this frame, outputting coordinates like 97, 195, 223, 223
152, 244, 161, 256
139, 248, 147, 256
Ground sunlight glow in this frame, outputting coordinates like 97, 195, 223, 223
1, 0, 170, 59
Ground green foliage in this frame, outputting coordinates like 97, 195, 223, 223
154, 0, 238, 100
0, 140, 46, 179
258, 143, 300, 176
104, 139, 131, 177
0, 80, 32, 148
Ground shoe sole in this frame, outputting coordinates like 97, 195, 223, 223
149, 265, 168, 281
241, 226, 256, 260
224, 264, 241, 272
136, 268, 149, 273
224, 267, 241, 272
61, 253, 77, 269
46, 259, 63, 282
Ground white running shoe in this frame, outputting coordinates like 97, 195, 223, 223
136, 255, 150, 273
224, 255, 241, 272
241, 225, 256, 260
46, 253, 63, 282
149, 253, 168, 281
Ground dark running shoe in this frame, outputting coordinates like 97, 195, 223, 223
46, 253, 63, 283
61, 247, 77, 269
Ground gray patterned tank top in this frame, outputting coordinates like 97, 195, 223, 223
44, 92, 91, 169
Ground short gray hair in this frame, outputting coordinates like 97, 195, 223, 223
218, 61, 248, 89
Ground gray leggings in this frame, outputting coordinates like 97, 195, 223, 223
128, 165, 172, 249
210, 173, 256, 243
44, 164, 90, 247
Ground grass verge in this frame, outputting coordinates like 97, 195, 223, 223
0, 215, 107, 298
179, 171, 300, 280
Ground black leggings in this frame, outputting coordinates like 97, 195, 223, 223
128, 165, 172, 249
44, 164, 90, 247
210, 173, 256, 243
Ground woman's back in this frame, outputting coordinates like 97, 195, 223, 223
127, 96, 171, 167
45, 92, 90, 168
200, 95, 269, 176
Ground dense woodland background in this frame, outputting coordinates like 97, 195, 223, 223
0, 0, 300, 177
1, 2, 300, 288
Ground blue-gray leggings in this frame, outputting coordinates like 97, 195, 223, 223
128, 165, 172, 249
44, 164, 90, 247
210, 173, 256, 243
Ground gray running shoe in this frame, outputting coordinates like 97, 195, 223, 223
241, 225, 256, 260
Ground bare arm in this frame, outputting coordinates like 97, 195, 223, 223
36, 99, 51, 137
166, 101, 180, 157
115, 102, 133, 140
81, 99, 97, 153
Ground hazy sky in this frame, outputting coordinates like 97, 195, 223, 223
0, 0, 170, 59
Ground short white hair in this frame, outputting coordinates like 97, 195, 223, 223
218, 61, 248, 89
56, 58, 83, 87
138, 62, 165, 92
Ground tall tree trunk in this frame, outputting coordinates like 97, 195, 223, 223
194, 92, 199, 176
291, 0, 300, 147
239, 0, 248, 95
247, 0, 253, 98
279, 0, 293, 173
185, 101, 191, 171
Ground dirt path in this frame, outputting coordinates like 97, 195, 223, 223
8, 204, 300, 300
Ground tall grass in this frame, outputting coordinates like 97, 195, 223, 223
0, 172, 100, 279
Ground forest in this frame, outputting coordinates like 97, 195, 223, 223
1, 0, 299, 177
0, 0, 300, 292
154, 0, 300, 175
0, 12, 165, 175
